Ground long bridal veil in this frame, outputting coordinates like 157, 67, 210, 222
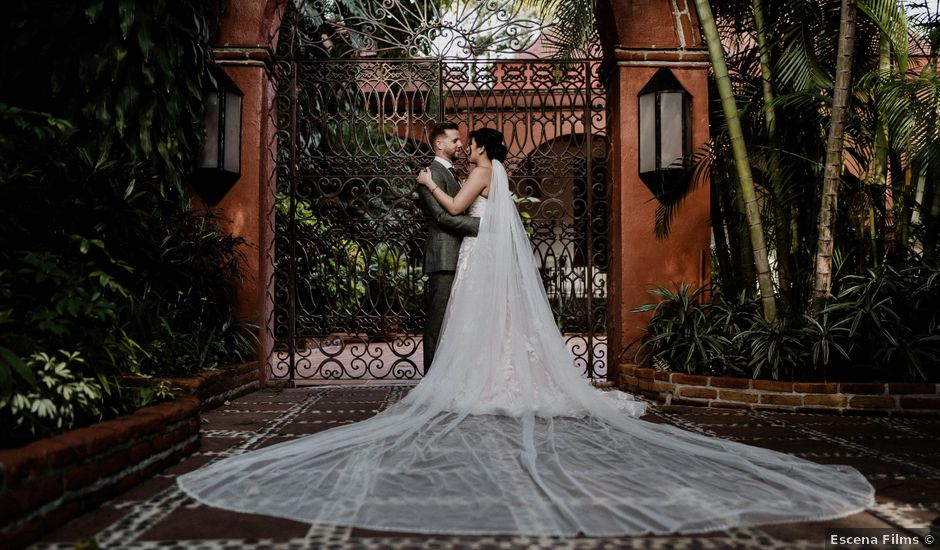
177, 160, 874, 536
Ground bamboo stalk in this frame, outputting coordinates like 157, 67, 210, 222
694, 0, 778, 323
753, 0, 792, 312
814, 0, 858, 304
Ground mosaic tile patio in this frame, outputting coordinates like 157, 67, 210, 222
28, 386, 940, 549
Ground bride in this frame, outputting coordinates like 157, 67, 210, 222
177, 127, 875, 536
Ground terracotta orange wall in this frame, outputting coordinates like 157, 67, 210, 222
599, 0, 711, 381
204, 0, 284, 382
597, 0, 700, 51
217, 1, 283, 46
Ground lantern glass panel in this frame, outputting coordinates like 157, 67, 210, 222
639, 92, 656, 173
223, 91, 242, 173
660, 91, 684, 169
198, 92, 220, 169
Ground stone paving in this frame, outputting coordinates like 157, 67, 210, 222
28, 386, 940, 549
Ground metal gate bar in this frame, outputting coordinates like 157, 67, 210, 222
272, 57, 609, 382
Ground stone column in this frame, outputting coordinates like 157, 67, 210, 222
207, 1, 284, 383
596, 0, 712, 383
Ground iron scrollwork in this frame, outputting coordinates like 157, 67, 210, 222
284, 0, 548, 59
272, 2, 609, 382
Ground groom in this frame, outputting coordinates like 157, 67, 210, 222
415, 122, 480, 372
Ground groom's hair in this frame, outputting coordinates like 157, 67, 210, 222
429, 121, 459, 147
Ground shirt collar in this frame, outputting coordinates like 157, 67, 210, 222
433, 156, 453, 170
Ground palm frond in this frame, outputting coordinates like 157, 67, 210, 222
521, 0, 596, 60
776, 30, 834, 90
858, 0, 909, 71
877, 67, 940, 168
655, 142, 716, 240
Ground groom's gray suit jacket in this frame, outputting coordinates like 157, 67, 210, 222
416, 161, 480, 273
416, 160, 479, 371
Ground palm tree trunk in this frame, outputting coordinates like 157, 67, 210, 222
813, 0, 857, 304
869, 37, 891, 268
717, 175, 753, 293
731, 188, 757, 287
914, 56, 940, 261
710, 178, 737, 291
753, 0, 792, 313
694, 0, 777, 323
924, 165, 940, 262
752, 0, 776, 135
891, 151, 910, 260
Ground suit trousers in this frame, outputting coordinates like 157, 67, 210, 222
423, 271, 456, 372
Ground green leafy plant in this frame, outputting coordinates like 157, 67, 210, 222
629, 284, 737, 376
0, 0, 255, 446
0, 1, 222, 188
825, 262, 940, 381
803, 308, 853, 380
733, 315, 807, 381
630, 262, 940, 382
511, 193, 541, 236
127, 379, 174, 410
0, 351, 104, 446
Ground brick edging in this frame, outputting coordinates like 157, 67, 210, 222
0, 360, 261, 548
164, 361, 261, 411
0, 398, 200, 548
619, 364, 940, 415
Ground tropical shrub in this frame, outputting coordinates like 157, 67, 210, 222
1, 0, 221, 187
630, 284, 739, 377
631, 260, 940, 382
0, 2, 253, 445
0, 351, 104, 446
824, 262, 940, 381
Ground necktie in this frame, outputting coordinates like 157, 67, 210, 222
447, 167, 457, 179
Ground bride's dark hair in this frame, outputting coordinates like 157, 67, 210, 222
468, 128, 508, 162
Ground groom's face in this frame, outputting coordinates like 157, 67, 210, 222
437, 129, 463, 162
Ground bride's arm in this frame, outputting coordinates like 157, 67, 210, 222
415, 186, 480, 237
417, 167, 489, 215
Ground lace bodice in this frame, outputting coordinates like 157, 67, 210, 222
466, 193, 487, 217
454, 195, 487, 281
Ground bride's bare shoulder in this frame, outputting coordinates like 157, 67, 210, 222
466, 166, 492, 197
468, 165, 492, 175
466, 165, 492, 184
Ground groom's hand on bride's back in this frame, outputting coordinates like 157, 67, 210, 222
413, 166, 480, 237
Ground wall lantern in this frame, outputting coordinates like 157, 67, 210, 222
190, 65, 243, 207
638, 68, 692, 204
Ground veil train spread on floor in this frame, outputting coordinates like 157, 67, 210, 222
177, 160, 875, 536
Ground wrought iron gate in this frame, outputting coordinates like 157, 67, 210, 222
270, 2, 610, 382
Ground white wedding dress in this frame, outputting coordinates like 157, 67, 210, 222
178, 160, 875, 536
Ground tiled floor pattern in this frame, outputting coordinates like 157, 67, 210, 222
30, 386, 940, 549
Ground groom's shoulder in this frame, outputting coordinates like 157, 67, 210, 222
426, 160, 448, 180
